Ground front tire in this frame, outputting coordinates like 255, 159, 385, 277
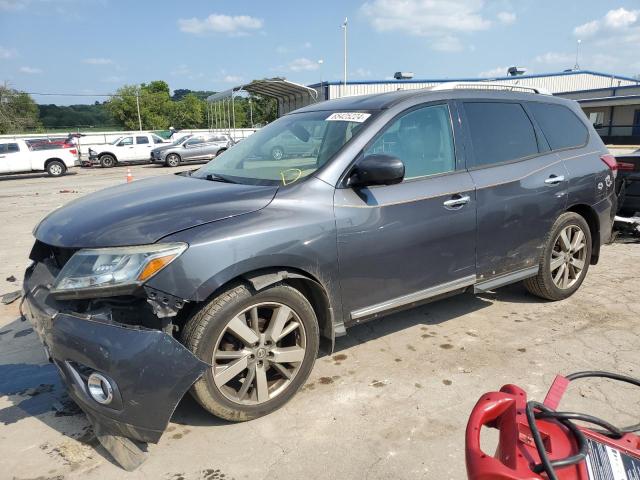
100, 154, 116, 168
524, 212, 592, 301
165, 153, 181, 167
183, 284, 319, 422
46, 160, 66, 177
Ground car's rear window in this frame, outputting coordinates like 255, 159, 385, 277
464, 102, 539, 166
528, 102, 588, 150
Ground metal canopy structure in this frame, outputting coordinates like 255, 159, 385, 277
206, 79, 319, 131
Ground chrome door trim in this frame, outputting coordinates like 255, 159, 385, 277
350, 274, 476, 320
473, 266, 539, 293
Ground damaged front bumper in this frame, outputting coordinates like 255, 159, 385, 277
22, 261, 209, 445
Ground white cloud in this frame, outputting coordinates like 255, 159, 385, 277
0, 0, 28, 10
361, 0, 491, 51
604, 7, 638, 28
178, 14, 263, 36
574, 20, 600, 38
497, 11, 516, 25
222, 75, 243, 83
19, 66, 41, 74
477, 66, 509, 78
171, 64, 190, 76
0, 45, 17, 59
102, 75, 123, 83
83, 57, 113, 65
533, 52, 574, 66
287, 57, 321, 72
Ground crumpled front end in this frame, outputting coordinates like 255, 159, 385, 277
22, 244, 209, 461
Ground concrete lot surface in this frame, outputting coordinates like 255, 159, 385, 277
1, 164, 639, 480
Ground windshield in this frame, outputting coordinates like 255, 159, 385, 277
172, 135, 192, 146
192, 110, 374, 186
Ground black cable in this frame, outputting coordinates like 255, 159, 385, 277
525, 371, 640, 479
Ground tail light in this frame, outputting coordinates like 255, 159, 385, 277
617, 161, 635, 172
600, 154, 618, 178
68, 149, 78, 155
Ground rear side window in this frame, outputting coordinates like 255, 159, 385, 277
8, 143, 19, 152
136, 136, 149, 144
464, 102, 539, 166
528, 103, 588, 150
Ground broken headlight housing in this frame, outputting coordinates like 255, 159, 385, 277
51, 243, 187, 299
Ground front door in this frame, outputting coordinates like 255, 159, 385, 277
116, 136, 135, 161
335, 102, 477, 322
135, 135, 153, 160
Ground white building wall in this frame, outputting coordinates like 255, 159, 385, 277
326, 73, 639, 99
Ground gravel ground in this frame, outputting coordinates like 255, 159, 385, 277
0, 164, 638, 480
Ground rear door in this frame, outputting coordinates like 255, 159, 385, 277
459, 100, 568, 281
335, 102, 477, 321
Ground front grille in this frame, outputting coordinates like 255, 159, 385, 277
30, 240, 78, 270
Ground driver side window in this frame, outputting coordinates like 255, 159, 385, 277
364, 104, 455, 180
119, 137, 133, 146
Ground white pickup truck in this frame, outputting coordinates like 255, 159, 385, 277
87, 133, 168, 167
0, 139, 79, 177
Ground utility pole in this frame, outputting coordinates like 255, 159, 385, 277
342, 18, 348, 92
574, 39, 582, 70
249, 97, 253, 127
135, 90, 142, 131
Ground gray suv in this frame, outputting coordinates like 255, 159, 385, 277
22, 85, 617, 467
151, 133, 233, 167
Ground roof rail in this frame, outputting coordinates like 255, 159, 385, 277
431, 82, 551, 95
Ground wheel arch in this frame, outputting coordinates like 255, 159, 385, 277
566, 203, 600, 265
185, 266, 339, 354
99, 151, 118, 161
44, 157, 64, 166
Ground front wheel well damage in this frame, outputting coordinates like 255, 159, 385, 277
566, 204, 600, 264
176, 268, 336, 354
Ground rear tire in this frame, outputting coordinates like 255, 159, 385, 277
100, 154, 116, 168
46, 160, 66, 177
165, 153, 181, 167
524, 212, 592, 301
182, 283, 319, 422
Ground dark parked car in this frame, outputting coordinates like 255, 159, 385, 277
615, 148, 640, 215
150, 133, 234, 167
22, 84, 616, 468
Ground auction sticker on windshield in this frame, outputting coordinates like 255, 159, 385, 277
326, 112, 371, 123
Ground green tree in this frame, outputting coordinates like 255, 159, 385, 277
0, 86, 41, 133
106, 81, 173, 130
171, 94, 204, 129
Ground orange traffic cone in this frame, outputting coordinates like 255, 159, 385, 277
126, 168, 133, 183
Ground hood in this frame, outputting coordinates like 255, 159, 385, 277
152, 144, 177, 153
35, 174, 278, 248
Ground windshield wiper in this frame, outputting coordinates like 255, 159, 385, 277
205, 173, 237, 184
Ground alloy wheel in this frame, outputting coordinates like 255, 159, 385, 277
550, 225, 587, 289
212, 302, 307, 405
49, 164, 62, 176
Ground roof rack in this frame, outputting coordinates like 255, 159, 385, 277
431, 82, 551, 95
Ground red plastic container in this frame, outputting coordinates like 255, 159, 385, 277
466, 379, 640, 479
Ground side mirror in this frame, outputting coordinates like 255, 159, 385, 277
347, 154, 405, 188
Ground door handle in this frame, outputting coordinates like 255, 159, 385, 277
443, 194, 471, 209
544, 175, 565, 185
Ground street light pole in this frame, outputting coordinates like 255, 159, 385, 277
342, 17, 348, 92
135, 90, 142, 131
574, 39, 582, 70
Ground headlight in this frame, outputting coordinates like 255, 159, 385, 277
51, 243, 187, 298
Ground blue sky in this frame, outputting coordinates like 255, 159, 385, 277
1, 0, 639, 104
